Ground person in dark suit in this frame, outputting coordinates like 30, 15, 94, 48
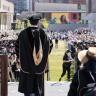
15, 14, 51, 96
55, 38, 58, 48
59, 49, 73, 81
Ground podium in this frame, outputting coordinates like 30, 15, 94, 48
0, 55, 8, 96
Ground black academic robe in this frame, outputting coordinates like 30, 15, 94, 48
15, 27, 50, 95
68, 60, 96, 96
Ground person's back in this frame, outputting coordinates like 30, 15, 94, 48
15, 14, 50, 96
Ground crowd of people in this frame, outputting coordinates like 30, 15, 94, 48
1, 27, 96, 82
53, 29, 96, 96
0, 31, 20, 82
0, 20, 96, 96
45, 28, 96, 83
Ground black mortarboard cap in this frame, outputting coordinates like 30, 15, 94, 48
28, 14, 41, 21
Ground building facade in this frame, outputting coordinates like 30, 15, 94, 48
68, 0, 86, 24
38, 0, 86, 3
50, 0, 69, 3
86, 0, 96, 13
0, 0, 14, 31
69, 0, 86, 4
37, 0, 51, 2
35, 2, 86, 23
7, 0, 28, 13
91, 0, 96, 12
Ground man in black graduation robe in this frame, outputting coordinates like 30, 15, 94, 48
15, 14, 52, 96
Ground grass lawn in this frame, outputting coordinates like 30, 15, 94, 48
45, 40, 74, 81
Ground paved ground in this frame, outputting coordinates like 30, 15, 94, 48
8, 81, 70, 96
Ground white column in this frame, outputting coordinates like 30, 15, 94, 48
3, 14, 6, 30
7, 13, 11, 30
1, 13, 3, 31
5, 13, 7, 30
1, 13, 7, 31
0, 13, 1, 31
